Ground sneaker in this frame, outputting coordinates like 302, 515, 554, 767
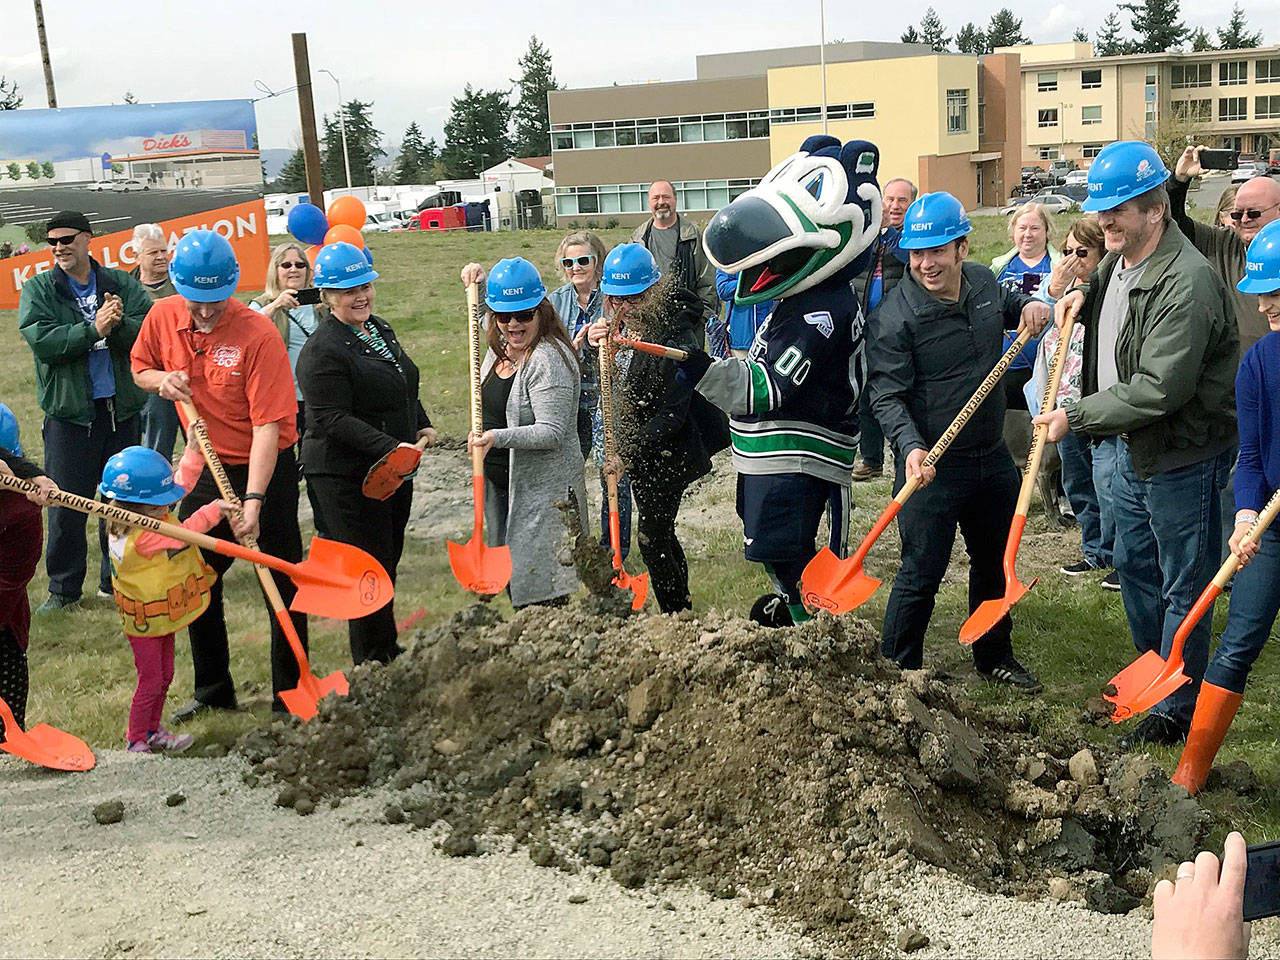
749, 594, 794, 628
977, 657, 1044, 694
851, 461, 883, 482
96, 588, 114, 601
1117, 713, 1186, 750
147, 728, 194, 752
1060, 560, 1095, 576
127, 740, 152, 754
1101, 571, 1121, 592
34, 593, 80, 615
170, 698, 234, 725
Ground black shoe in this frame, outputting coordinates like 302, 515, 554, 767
170, 699, 234, 725
34, 593, 80, 615
749, 594, 794, 628
1117, 712, 1186, 750
1061, 560, 1095, 576
1101, 571, 1121, 592
977, 656, 1044, 694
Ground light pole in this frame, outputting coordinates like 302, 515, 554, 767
819, 0, 828, 134
319, 68, 352, 193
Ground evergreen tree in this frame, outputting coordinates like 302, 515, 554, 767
276, 149, 308, 193
900, 25, 921, 44
422, 137, 440, 168
955, 23, 989, 55
1072, 28, 1090, 42
1189, 27, 1215, 51
0, 77, 20, 110
1216, 4, 1262, 48
321, 99, 384, 188
511, 36, 559, 157
1119, 0, 1187, 53
123, 91, 138, 104
985, 8, 1029, 47
919, 8, 950, 52
395, 121, 428, 184
1095, 12, 1129, 55
441, 85, 514, 180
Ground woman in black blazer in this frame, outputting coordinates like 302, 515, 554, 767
295, 243, 435, 665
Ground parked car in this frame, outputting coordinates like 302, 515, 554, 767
1048, 159, 1078, 184
1000, 192, 1078, 216
1021, 165, 1052, 189
85, 180, 113, 192
1063, 169, 1088, 186
1055, 183, 1088, 202
1232, 161, 1268, 184
111, 179, 148, 192
362, 212, 399, 232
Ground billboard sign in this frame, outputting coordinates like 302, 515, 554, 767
0, 99, 268, 310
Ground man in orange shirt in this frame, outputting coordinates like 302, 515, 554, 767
131, 230, 307, 721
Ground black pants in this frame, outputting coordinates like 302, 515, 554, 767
0, 628, 27, 736
296, 401, 328, 538
178, 448, 307, 708
881, 451, 1018, 672
633, 477, 692, 613
857, 389, 885, 469
307, 473, 409, 665
42, 403, 140, 599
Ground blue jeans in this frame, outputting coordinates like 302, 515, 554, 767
1111, 442, 1233, 728
1092, 437, 1121, 571
1204, 525, 1280, 694
140, 394, 180, 460
1058, 430, 1109, 568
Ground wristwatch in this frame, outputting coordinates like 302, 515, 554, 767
242, 493, 266, 503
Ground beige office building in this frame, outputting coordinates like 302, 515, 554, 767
548, 41, 1024, 225
1007, 41, 1280, 165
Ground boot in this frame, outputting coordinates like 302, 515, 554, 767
1171, 682, 1243, 795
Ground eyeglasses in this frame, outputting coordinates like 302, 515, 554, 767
1230, 202, 1280, 222
494, 310, 536, 323
1064, 247, 1094, 258
608, 292, 645, 304
279, 260, 309, 269
560, 255, 595, 268
46, 234, 82, 247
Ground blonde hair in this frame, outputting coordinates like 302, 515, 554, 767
131, 223, 165, 247
1215, 185, 1239, 225
555, 230, 606, 284
261, 241, 314, 341
1066, 214, 1104, 256
1008, 203, 1056, 243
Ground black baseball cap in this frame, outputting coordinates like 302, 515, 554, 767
46, 211, 92, 234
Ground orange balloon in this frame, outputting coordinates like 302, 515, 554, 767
305, 244, 322, 267
323, 224, 364, 248
327, 195, 367, 231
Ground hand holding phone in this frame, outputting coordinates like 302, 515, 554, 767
296, 287, 321, 306
1152, 831, 1251, 960
1198, 148, 1239, 171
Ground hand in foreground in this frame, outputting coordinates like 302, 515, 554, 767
416, 427, 438, 448
230, 497, 260, 544
602, 454, 625, 480
1174, 145, 1207, 183
467, 430, 496, 456
904, 448, 936, 488
460, 262, 485, 287
1055, 290, 1085, 330
270, 289, 300, 314
1018, 300, 1052, 337
94, 294, 123, 337
673, 345, 713, 385
586, 320, 609, 348
1032, 407, 1070, 443
1046, 252, 1081, 299
1229, 520, 1262, 565
158, 370, 193, 403
1152, 831, 1250, 960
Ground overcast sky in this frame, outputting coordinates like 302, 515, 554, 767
2, 0, 1277, 155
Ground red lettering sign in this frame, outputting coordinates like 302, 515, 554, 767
142, 134, 192, 153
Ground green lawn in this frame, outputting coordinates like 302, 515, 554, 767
4, 216, 1275, 851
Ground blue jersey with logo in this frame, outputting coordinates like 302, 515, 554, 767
67, 271, 115, 399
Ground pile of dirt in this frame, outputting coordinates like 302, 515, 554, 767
238, 603, 1209, 952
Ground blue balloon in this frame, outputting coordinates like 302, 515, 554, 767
363, 246, 373, 266
287, 203, 329, 246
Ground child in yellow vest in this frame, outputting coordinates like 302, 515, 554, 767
100, 444, 231, 753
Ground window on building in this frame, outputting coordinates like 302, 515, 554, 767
1037, 72, 1058, 92
946, 89, 969, 134
826, 102, 875, 121
1081, 68, 1102, 89
637, 123, 658, 145
725, 116, 749, 139
978, 99, 986, 138
552, 131, 574, 151
658, 119, 680, 143
1220, 97, 1247, 121
1037, 108, 1059, 127
576, 189, 599, 214
1038, 146, 1060, 160
1081, 105, 1102, 125
748, 112, 770, 138
572, 129, 595, 149
1171, 63, 1212, 88
615, 126, 637, 147
1258, 59, 1280, 83
1258, 96, 1280, 120
679, 118, 704, 142
1220, 61, 1248, 85
1083, 143, 1103, 159
556, 179, 760, 216
1146, 68, 1158, 85
1173, 99, 1212, 122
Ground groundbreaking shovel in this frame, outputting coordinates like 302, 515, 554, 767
447, 282, 513, 595
179, 401, 349, 722
959, 310, 1077, 645
1106, 485, 1280, 722
0, 694, 95, 772
615, 336, 689, 362
801, 328, 1034, 614
599, 326, 648, 611
362, 436, 430, 501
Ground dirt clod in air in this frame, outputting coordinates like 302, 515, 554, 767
239, 603, 1211, 953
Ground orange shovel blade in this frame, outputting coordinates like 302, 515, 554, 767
1104, 651, 1191, 723
613, 569, 649, 611
279, 670, 350, 723
362, 444, 424, 501
801, 546, 883, 614
447, 536, 513, 596
959, 577, 1036, 645
0, 722, 96, 772
288, 537, 395, 620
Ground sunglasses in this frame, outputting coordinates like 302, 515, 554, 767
1064, 247, 1094, 258
494, 310, 536, 323
1230, 202, 1280, 222
279, 260, 309, 269
560, 255, 595, 268
608, 292, 645, 304
46, 234, 82, 247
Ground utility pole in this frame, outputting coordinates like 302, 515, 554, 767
320, 69, 353, 194
291, 33, 325, 207
819, 0, 828, 134
33, 0, 57, 108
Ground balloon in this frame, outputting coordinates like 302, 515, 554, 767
327, 195, 366, 231
287, 203, 329, 246
305, 244, 322, 267
323, 224, 364, 248
363, 246, 373, 266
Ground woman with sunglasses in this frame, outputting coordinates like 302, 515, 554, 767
586, 244, 728, 613
460, 257, 586, 609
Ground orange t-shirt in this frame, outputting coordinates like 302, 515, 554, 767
131, 296, 298, 464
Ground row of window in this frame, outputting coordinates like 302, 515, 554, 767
1037, 144, 1105, 161
1037, 59, 1280, 94
554, 179, 760, 216
1036, 105, 1104, 127
1173, 95, 1280, 122
1038, 68, 1102, 92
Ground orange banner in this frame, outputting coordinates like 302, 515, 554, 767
0, 198, 270, 310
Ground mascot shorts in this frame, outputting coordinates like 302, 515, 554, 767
736, 473, 850, 563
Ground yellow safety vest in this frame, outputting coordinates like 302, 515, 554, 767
109, 515, 217, 637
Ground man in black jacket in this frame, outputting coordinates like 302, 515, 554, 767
869, 192, 1050, 691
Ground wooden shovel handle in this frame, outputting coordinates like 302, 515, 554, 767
598, 320, 617, 462
466, 281, 484, 438
1212, 484, 1280, 588
616, 337, 688, 361
1014, 309, 1077, 517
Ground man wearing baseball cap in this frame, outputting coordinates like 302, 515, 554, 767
18, 210, 153, 613
1034, 141, 1240, 749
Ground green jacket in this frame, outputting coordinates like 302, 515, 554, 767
1065, 222, 1238, 479
18, 259, 152, 426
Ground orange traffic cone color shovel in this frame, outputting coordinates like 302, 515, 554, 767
179, 401, 348, 721
0, 694, 95, 772
959, 311, 1077, 645
448, 281, 513, 595
1106, 485, 1280, 722
615, 336, 689, 362
362, 437, 429, 501
802, 328, 1033, 613
599, 327, 648, 610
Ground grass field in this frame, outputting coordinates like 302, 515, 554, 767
5, 211, 1277, 852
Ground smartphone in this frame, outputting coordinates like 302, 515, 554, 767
1199, 148, 1239, 171
296, 287, 321, 306
1243, 839, 1280, 921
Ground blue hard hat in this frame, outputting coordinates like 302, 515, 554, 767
170, 230, 240, 302
314, 241, 379, 289
1238, 220, 1280, 295
898, 192, 972, 250
485, 258, 546, 312
0, 402, 22, 458
99, 445, 185, 506
600, 243, 661, 296
1081, 140, 1169, 212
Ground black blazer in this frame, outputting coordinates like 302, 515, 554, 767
295, 313, 430, 478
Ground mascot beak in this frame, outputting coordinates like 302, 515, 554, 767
703, 197, 792, 273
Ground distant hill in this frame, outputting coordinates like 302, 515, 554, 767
261, 149, 294, 180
